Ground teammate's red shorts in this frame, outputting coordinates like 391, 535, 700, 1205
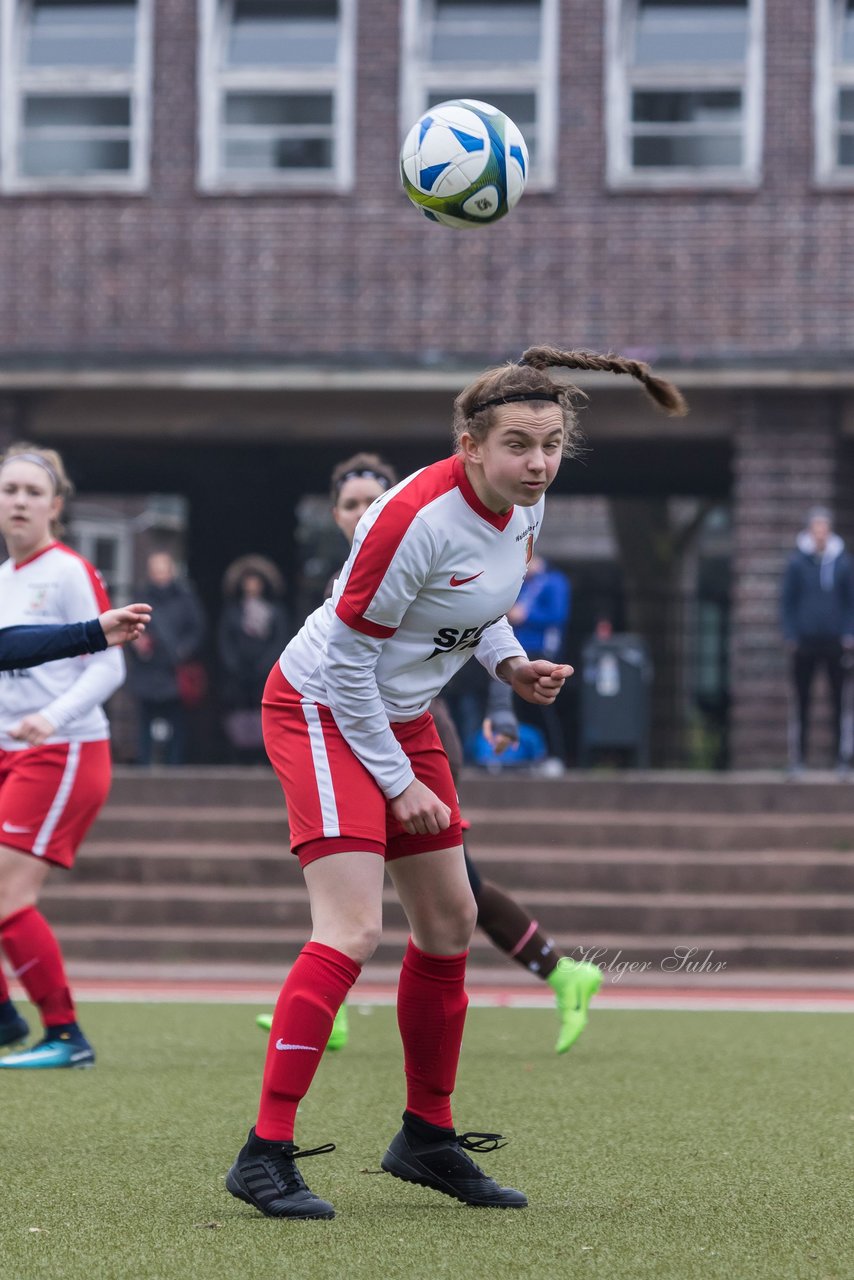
262, 664, 463, 867
0, 740, 112, 869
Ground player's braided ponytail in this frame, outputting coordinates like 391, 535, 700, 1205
519, 346, 688, 417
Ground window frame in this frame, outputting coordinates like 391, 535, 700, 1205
400, 0, 559, 191
197, 0, 357, 194
605, 0, 765, 190
815, 0, 854, 184
0, 0, 153, 193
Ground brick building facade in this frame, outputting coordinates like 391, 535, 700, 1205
1, 0, 853, 767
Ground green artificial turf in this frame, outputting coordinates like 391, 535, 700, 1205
1, 1003, 851, 1280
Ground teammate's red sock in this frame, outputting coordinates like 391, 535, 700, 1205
0, 906, 76, 1027
397, 939, 468, 1129
256, 941, 361, 1142
0, 963, 10, 1004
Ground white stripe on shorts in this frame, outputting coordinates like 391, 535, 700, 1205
300, 701, 340, 838
32, 742, 81, 858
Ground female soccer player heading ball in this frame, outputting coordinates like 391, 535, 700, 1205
226, 347, 687, 1219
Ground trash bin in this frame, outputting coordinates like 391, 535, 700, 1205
579, 633, 652, 767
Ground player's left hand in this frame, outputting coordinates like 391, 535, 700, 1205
510, 659, 573, 706
10, 712, 57, 746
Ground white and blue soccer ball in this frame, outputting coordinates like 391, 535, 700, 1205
400, 99, 529, 229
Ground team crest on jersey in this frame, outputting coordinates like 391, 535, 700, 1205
27, 585, 49, 613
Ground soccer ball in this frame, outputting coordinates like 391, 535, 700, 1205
400, 99, 529, 229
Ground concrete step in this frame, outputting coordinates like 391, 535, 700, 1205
50, 922, 854, 970
44, 881, 854, 935
91, 806, 288, 843
73, 840, 854, 894
64, 769, 854, 974
106, 767, 854, 815
459, 772, 854, 814
87, 805, 854, 852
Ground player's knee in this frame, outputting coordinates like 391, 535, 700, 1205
0, 882, 36, 921
0, 859, 40, 920
345, 924, 381, 966
328, 918, 382, 966
419, 894, 476, 954
454, 895, 478, 949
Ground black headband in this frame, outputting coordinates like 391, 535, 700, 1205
469, 391, 561, 415
334, 467, 392, 498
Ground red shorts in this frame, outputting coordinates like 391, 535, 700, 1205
0, 740, 112, 869
262, 665, 462, 867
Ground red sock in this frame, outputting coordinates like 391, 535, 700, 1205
256, 941, 361, 1142
0, 963, 10, 1004
0, 907, 76, 1027
397, 939, 468, 1128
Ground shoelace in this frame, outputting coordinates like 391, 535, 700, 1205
291, 1143, 336, 1159
264, 1142, 336, 1194
457, 1131, 507, 1154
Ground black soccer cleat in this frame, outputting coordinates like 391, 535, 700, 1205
226, 1127, 336, 1220
381, 1116, 528, 1208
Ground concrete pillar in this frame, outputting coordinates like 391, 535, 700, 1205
729, 392, 840, 769
0, 393, 28, 451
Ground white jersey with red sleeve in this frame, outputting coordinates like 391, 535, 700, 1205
279, 455, 541, 797
0, 542, 125, 750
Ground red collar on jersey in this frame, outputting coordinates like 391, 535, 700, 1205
452, 456, 513, 532
12, 541, 59, 571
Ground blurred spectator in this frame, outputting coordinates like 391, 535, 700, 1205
468, 677, 548, 771
127, 551, 206, 765
781, 507, 854, 775
508, 554, 571, 770
218, 555, 290, 762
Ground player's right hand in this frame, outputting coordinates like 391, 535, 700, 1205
99, 603, 152, 646
511, 659, 573, 705
390, 778, 452, 836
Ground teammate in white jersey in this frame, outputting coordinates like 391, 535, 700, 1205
0, 443, 127, 1070
226, 347, 687, 1220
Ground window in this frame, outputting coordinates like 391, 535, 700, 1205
198, 0, 357, 191
71, 516, 134, 600
401, 0, 558, 187
606, 0, 764, 187
0, 0, 153, 191
815, 0, 854, 182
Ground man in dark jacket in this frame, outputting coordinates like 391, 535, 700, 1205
781, 508, 854, 773
127, 552, 206, 764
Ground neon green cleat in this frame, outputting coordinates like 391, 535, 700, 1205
546, 958, 602, 1054
326, 1003, 348, 1052
255, 1003, 349, 1052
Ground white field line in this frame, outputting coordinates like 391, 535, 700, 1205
14, 983, 853, 1014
